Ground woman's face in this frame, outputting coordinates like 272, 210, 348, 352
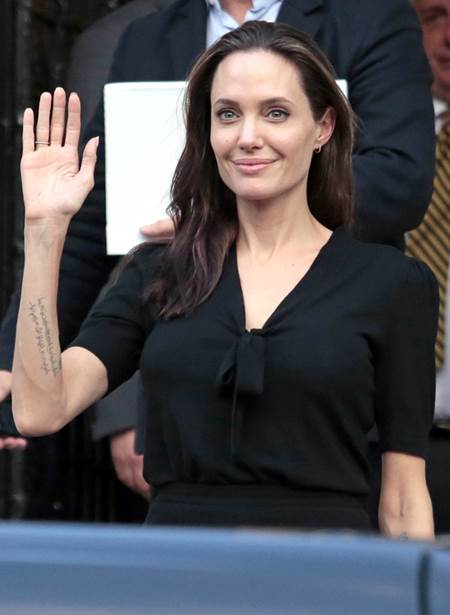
210, 49, 334, 207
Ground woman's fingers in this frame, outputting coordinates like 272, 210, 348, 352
22, 108, 35, 155
26, 89, 80, 151
64, 92, 81, 149
35, 92, 52, 148
50, 87, 66, 146
2, 437, 28, 450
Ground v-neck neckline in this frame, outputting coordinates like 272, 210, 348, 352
232, 226, 343, 333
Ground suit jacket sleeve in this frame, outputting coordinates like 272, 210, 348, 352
347, 0, 435, 245
0, 291, 20, 436
92, 373, 139, 441
0, 289, 18, 433
0, 288, 19, 371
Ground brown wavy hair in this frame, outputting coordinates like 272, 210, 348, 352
147, 20, 355, 318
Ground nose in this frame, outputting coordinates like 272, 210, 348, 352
237, 117, 264, 151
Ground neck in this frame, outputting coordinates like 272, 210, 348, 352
236, 192, 331, 260
220, 0, 253, 24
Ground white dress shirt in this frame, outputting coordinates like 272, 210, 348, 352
206, 0, 283, 46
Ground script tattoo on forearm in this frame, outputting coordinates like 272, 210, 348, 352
28, 298, 61, 376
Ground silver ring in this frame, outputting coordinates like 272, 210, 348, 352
35, 141, 49, 146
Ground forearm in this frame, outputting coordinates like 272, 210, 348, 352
378, 490, 434, 540
12, 220, 69, 436
378, 453, 434, 540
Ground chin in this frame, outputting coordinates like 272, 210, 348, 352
231, 182, 279, 202
235, 190, 278, 204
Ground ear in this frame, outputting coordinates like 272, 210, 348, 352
315, 107, 336, 149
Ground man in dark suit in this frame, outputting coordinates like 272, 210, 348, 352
410, 0, 450, 534
0, 0, 435, 504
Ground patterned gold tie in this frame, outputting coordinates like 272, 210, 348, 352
406, 112, 450, 368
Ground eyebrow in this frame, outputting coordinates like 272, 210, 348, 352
212, 97, 294, 107
419, 4, 447, 16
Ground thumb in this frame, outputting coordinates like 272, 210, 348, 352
140, 218, 174, 240
78, 136, 99, 186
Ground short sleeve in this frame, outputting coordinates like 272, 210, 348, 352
374, 258, 439, 458
69, 248, 157, 394
0, 398, 21, 437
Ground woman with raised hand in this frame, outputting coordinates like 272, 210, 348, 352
14, 89, 100, 430
12, 21, 437, 538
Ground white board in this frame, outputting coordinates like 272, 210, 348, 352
104, 81, 186, 254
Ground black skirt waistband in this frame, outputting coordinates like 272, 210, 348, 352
147, 482, 371, 530
153, 482, 367, 508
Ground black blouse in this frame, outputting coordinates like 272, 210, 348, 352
71, 226, 439, 497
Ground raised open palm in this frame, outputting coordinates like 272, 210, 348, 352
21, 87, 98, 222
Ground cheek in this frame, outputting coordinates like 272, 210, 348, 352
210, 136, 228, 162
272, 125, 316, 155
423, 30, 441, 58
210, 124, 235, 158
210, 134, 232, 185
280, 134, 315, 165
212, 144, 237, 180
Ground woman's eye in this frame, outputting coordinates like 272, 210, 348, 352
218, 109, 237, 121
267, 108, 289, 120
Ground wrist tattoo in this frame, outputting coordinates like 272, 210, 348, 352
28, 298, 61, 376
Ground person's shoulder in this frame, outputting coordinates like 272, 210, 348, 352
347, 234, 405, 265
122, 0, 190, 36
325, 0, 420, 33
111, 0, 192, 66
111, 242, 167, 289
79, 0, 159, 41
343, 229, 409, 265
129, 241, 167, 268
327, 0, 416, 17
343, 231, 438, 295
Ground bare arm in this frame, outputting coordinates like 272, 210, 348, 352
378, 451, 434, 540
12, 88, 106, 436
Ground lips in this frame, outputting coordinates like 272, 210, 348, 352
232, 159, 277, 174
